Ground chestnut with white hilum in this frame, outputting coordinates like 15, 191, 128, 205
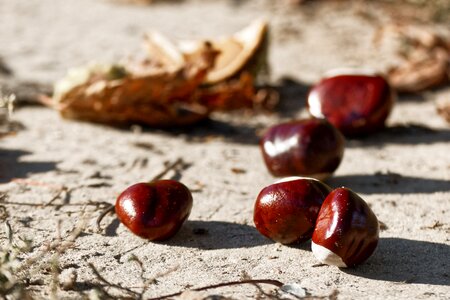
308, 69, 395, 136
311, 187, 379, 267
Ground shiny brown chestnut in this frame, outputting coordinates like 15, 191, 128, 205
260, 118, 345, 180
308, 70, 395, 136
311, 187, 379, 267
254, 177, 332, 244
115, 180, 193, 241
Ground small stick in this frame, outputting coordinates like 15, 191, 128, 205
44, 186, 69, 207
89, 263, 140, 297
1, 200, 110, 208
151, 158, 184, 181
96, 158, 184, 232
11, 178, 64, 190
147, 279, 284, 300
96, 205, 115, 231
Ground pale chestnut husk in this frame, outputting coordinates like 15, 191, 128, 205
45, 20, 271, 127
145, 19, 270, 85
387, 47, 449, 92
375, 24, 450, 93
45, 43, 217, 126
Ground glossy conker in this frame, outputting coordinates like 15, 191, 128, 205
311, 187, 379, 267
260, 118, 345, 180
307, 70, 395, 136
115, 180, 193, 241
254, 177, 332, 245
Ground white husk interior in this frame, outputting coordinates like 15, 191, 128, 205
311, 241, 347, 268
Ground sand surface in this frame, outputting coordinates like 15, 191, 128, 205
0, 0, 449, 299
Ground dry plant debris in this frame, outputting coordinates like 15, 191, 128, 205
374, 23, 450, 92
42, 20, 275, 127
0, 91, 23, 138
0, 213, 88, 299
436, 92, 450, 123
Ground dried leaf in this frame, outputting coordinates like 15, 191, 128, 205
436, 94, 450, 123
44, 43, 217, 126
375, 24, 450, 93
44, 21, 271, 127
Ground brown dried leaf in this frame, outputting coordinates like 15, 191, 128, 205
45, 43, 217, 127
375, 24, 450, 93
45, 21, 270, 127
388, 47, 449, 92
436, 94, 450, 123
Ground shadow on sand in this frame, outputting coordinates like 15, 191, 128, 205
162, 220, 270, 250
344, 237, 450, 286
327, 173, 450, 194
0, 149, 56, 183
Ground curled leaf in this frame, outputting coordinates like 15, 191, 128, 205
44, 20, 271, 127
436, 93, 450, 124
375, 23, 450, 93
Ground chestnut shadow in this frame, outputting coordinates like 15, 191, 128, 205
163, 118, 261, 145
113, 77, 312, 145
0, 149, 56, 183
327, 173, 450, 194
163, 220, 271, 249
343, 238, 450, 286
104, 218, 121, 237
346, 124, 450, 147
284, 239, 312, 251
275, 77, 311, 119
168, 77, 311, 144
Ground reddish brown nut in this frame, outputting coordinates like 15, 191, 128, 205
254, 177, 332, 244
260, 118, 345, 180
307, 70, 395, 136
115, 180, 193, 241
312, 187, 379, 267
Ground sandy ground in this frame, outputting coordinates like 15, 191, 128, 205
0, 0, 449, 299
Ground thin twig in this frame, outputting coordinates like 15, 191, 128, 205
128, 254, 145, 283
15, 212, 88, 273
0, 205, 9, 221
147, 279, 284, 300
10, 178, 64, 190
45, 186, 69, 207
88, 263, 140, 297
96, 205, 115, 232
140, 265, 179, 298
1, 200, 110, 208
151, 158, 184, 181
241, 271, 278, 299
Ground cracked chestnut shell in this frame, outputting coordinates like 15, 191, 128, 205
115, 180, 193, 241
260, 118, 345, 180
254, 177, 332, 244
312, 187, 379, 267
308, 72, 395, 136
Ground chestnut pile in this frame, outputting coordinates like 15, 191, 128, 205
111, 69, 390, 269
254, 70, 389, 267
254, 177, 379, 268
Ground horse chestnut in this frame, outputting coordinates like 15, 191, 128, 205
260, 118, 345, 180
115, 180, 193, 241
311, 187, 379, 267
254, 177, 332, 245
307, 70, 395, 136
